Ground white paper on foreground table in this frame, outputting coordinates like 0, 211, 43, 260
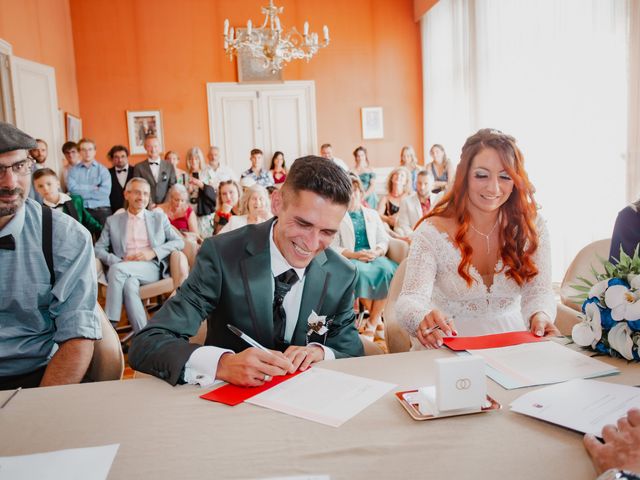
0, 444, 119, 480
246, 367, 396, 427
510, 379, 640, 436
467, 341, 619, 389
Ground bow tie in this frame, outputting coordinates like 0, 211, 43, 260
0, 234, 15, 250
149, 161, 159, 166
116, 168, 127, 173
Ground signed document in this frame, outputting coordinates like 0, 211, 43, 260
510, 379, 640, 436
246, 367, 395, 427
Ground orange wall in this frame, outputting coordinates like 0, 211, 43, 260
69, 0, 423, 168
0, 0, 80, 116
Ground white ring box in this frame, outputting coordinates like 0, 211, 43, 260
396, 356, 500, 420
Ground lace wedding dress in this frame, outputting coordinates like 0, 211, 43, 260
396, 217, 556, 343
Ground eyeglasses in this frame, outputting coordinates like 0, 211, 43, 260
0, 158, 35, 178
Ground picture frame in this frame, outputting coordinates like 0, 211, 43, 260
126, 110, 163, 155
361, 106, 384, 140
65, 113, 82, 142
237, 29, 284, 83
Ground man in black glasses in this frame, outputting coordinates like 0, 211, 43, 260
0, 121, 101, 390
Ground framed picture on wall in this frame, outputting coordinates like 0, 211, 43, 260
65, 113, 82, 142
126, 110, 163, 155
361, 106, 384, 139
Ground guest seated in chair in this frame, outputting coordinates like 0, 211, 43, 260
156, 183, 201, 243
333, 174, 398, 340
95, 177, 184, 333
33, 168, 102, 236
213, 179, 241, 234
395, 170, 441, 238
0, 122, 100, 390
377, 166, 412, 239
397, 128, 558, 349
609, 200, 640, 262
129, 156, 364, 387
219, 184, 272, 234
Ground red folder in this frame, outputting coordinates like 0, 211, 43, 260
200, 370, 304, 406
443, 331, 546, 351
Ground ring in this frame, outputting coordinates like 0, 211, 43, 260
263, 374, 272, 382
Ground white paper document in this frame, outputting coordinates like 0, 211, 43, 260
246, 367, 396, 427
467, 341, 619, 389
0, 444, 119, 480
510, 379, 640, 436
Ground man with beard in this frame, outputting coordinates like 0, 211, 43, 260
27, 138, 48, 203
0, 122, 100, 390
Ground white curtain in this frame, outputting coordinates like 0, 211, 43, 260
421, 0, 629, 281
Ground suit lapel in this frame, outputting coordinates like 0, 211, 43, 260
142, 161, 157, 188
117, 212, 129, 257
143, 210, 157, 247
292, 250, 329, 345
239, 219, 276, 348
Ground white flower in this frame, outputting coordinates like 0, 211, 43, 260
608, 322, 634, 360
572, 302, 603, 348
588, 279, 609, 299
307, 310, 328, 336
630, 274, 640, 291
604, 285, 640, 321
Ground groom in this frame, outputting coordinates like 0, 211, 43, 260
129, 156, 363, 386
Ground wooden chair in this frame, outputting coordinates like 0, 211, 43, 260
84, 304, 124, 382
556, 238, 611, 335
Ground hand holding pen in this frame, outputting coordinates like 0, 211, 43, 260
416, 310, 458, 349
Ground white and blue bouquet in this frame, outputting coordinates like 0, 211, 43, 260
571, 247, 640, 361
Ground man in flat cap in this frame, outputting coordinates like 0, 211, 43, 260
0, 121, 101, 390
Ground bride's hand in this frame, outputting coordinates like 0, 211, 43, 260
416, 309, 457, 349
530, 312, 560, 337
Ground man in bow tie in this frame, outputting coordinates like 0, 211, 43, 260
0, 122, 101, 390
107, 145, 134, 212
132, 135, 176, 208
130, 156, 364, 387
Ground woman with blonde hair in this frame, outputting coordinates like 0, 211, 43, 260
397, 129, 557, 349
400, 145, 420, 190
213, 179, 242, 234
377, 166, 412, 232
425, 144, 454, 194
219, 184, 272, 233
186, 146, 217, 237
156, 183, 201, 243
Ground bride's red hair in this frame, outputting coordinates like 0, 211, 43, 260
417, 129, 540, 287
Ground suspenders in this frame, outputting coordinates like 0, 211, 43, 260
41, 205, 55, 285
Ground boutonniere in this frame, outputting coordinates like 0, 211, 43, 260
307, 310, 328, 337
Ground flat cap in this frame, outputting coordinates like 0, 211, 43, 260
0, 121, 37, 155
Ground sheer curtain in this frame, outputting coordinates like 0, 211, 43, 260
421, 0, 629, 280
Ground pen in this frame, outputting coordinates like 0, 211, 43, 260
227, 324, 270, 353
422, 316, 456, 337
1, 387, 21, 409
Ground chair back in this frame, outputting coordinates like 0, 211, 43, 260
360, 335, 385, 355
85, 304, 124, 381
384, 259, 411, 353
560, 238, 611, 311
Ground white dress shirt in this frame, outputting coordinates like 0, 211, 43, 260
43, 192, 72, 209
183, 222, 334, 387
115, 166, 129, 188
147, 158, 161, 182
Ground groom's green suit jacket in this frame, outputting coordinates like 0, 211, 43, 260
129, 218, 364, 385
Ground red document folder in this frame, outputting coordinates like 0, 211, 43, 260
200, 370, 304, 406
443, 331, 546, 351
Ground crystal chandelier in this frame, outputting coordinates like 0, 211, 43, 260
223, 0, 330, 72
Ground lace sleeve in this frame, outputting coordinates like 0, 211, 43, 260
396, 223, 438, 336
520, 215, 557, 325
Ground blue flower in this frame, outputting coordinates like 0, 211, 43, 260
608, 278, 628, 288
600, 307, 616, 330
594, 341, 609, 355
627, 319, 640, 332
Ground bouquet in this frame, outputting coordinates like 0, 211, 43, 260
571, 247, 640, 361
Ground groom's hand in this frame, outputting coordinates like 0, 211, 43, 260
217, 348, 293, 387
283, 345, 324, 372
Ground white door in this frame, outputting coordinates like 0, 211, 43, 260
0, 39, 14, 125
207, 81, 317, 175
10, 56, 61, 173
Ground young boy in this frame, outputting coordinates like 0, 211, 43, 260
33, 168, 102, 236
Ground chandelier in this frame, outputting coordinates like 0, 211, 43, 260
223, 0, 330, 72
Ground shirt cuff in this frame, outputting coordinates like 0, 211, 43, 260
184, 346, 233, 387
309, 342, 335, 361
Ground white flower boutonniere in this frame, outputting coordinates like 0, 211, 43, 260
307, 310, 328, 337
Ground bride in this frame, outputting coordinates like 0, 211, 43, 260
397, 128, 558, 349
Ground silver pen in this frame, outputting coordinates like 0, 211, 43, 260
227, 324, 270, 353
422, 316, 456, 336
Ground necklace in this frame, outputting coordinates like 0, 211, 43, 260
469, 219, 499, 254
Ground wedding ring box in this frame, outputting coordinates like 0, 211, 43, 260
395, 356, 501, 420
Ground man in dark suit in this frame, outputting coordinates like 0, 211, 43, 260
107, 145, 134, 212
130, 156, 364, 387
132, 135, 175, 207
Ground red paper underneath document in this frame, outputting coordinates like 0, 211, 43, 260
200, 370, 304, 406
443, 331, 546, 351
